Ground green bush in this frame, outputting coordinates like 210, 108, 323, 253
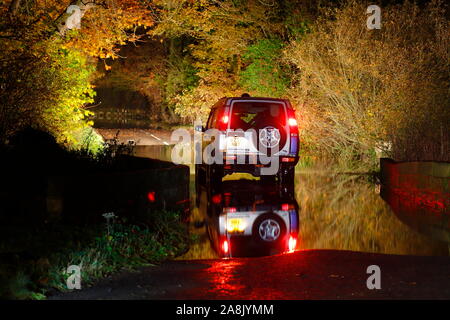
239, 39, 290, 97
0, 210, 190, 299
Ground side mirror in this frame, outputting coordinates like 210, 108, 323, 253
195, 125, 205, 132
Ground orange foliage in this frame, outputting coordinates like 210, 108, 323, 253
63, 0, 154, 58
1, 0, 154, 59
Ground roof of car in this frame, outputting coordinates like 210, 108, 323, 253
224, 97, 289, 104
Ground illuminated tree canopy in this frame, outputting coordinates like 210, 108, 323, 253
0, 0, 448, 164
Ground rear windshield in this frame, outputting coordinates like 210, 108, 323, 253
230, 102, 286, 130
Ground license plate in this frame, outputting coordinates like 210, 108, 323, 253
226, 136, 248, 148
226, 218, 246, 233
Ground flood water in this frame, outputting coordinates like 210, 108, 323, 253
134, 145, 450, 259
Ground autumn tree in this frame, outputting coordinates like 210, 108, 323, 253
148, 0, 297, 121
285, 0, 449, 168
0, 0, 153, 149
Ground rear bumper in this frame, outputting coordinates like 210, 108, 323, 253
221, 157, 299, 176
222, 153, 299, 164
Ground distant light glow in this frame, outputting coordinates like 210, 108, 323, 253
147, 191, 155, 202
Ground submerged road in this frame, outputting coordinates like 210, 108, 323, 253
95, 128, 174, 146
50, 250, 450, 300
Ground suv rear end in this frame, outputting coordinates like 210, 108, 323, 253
195, 96, 299, 184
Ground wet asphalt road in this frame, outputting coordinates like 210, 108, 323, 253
50, 250, 450, 300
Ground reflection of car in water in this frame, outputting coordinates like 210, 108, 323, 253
197, 179, 299, 258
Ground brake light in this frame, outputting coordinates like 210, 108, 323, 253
281, 203, 294, 211
288, 118, 297, 126
222, 240, 229, 254
281, 157, 295, 163
288, 235, 297, 252
218, 108, 230, 131
222, 115, 229, 124
287, 107, 299, 154
286, 106, 298, 132
225, 207, 236, 213
147, 191, 155, 202
212, 194, 222, 204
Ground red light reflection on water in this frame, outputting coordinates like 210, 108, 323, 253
207, 260, 245, 295
206, 258, 295, 299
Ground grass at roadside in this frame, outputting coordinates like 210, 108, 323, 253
0, 210, 190, 300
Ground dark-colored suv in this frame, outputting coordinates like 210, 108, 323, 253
195, 95, 299, 185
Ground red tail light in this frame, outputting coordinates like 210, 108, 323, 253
282, 203, 294, 211
218, 109, 230, 131
288, 235, 297, 252
222, 115, 229, 124
212, 194, 222, 204
147, 191, 155, 202
288, 118, 297, 126
222, 240, 229, 254
286, 108, 298, 135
